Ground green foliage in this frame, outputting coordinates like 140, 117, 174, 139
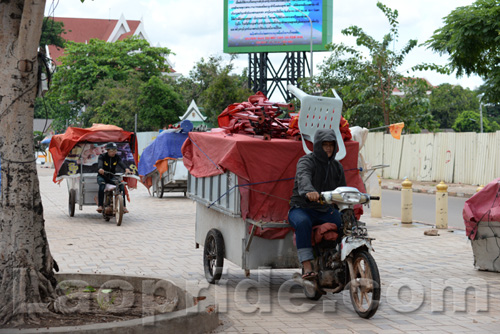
392, 78, 439, 133
300, 1, 434, 132
452, 109, 500, 132
84, 76, 141, 131
40, 17, 66, 51
423, 0, 500, 103
174, 55, 253, 125
48, 37, 176, 130
429, 84, 479, 129
81, 74, 185, 131
50, 37, 171, 103
137, 76, 186, 129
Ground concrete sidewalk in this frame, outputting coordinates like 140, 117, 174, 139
37, 166, 499, 333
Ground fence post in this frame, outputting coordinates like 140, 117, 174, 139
435, 181, 448, 229
401, 179, 413, 224
371, 175, 382, 218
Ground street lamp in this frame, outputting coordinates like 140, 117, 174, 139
289, 5, 313, 78
478, 93, 485, 133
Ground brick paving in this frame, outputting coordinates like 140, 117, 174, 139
37, 166, 500, 333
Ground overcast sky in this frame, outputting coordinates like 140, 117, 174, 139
45, 0, 483, 102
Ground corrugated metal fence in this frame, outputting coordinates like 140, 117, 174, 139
360, 131, 500, 185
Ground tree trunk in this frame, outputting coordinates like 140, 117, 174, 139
0, 0, 61, 326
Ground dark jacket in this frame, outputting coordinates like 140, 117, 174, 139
97, 152, 128, 175
289, 129, 346, 211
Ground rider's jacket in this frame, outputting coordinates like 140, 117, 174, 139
289, 129, 346, 212
97, 152, 128, 175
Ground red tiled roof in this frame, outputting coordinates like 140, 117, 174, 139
118, 21, 140, 41
47, 17, 141, 65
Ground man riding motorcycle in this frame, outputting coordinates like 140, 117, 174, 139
288, 129, 346, 280
96, 142, 131, 213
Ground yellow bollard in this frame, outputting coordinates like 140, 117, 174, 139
435, 181, 448, 229
401, 179, 413, 224
371, 175, 382, 218
476, 185, 485, 193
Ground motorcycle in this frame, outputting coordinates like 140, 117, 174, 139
101, 172, 129, 226
294, 186, 381, 319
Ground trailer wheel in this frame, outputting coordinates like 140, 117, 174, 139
156, 174, 164, 198
203, 229, 225, 284
68, 189, 76, 217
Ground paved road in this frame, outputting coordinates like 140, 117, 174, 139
372, 189, 468, 230
36, 166, 500, 333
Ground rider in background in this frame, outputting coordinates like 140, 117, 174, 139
288, 129, 346, 280
96, 142, 131, 213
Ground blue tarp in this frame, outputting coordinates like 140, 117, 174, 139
138, 131, 188, 177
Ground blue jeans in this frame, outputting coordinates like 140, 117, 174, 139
288, 207, 342, 263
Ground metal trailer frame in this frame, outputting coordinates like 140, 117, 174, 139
151, 159, 188, 198
66, 172, 100, 216
188, 172, 299, 275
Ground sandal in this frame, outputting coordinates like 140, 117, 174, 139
123, 208, 129, 214
302, 271, 317, 281
96, 206, 103, 213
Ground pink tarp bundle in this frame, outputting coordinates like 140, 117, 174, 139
463, 178, 500, 240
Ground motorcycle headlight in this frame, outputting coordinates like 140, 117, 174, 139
342, 192, 361, 203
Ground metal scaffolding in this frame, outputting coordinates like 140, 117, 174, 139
248, 52, 310, 102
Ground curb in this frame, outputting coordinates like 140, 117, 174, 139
381, 185, 475, 199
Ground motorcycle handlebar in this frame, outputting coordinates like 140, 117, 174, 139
102, 171, 132, 177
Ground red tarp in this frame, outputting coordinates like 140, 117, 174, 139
463, 178, 500, 240
49, 124, 138, 184
182, 132, 365, 239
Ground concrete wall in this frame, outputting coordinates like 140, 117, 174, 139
360, 131, 500, 185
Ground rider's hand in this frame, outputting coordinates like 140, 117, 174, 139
306, 192, 320, 202
125, 168, 131, 175
98, 168, 104, 175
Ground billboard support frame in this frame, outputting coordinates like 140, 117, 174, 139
248, 52, 309, 102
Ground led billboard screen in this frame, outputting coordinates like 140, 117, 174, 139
224, 0, 332, 54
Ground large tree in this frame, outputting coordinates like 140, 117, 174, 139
429, 84, 479, 129
48, 36, 174, 129
423, 0, 500, 103
0, 0, 64, 326
452, 109, 500, 133
300, 2, 436, 132
84, 74, 186, 131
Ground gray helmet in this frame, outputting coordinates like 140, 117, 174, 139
105, 142, 118, 150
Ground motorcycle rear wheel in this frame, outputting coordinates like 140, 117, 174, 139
349, 250, 380, 319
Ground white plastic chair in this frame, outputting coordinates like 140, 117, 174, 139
288, 85, 346, 160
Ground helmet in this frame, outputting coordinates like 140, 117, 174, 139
105, 142, 118, 150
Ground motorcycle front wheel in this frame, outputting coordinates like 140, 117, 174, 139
348, 250, 380, 319
115, 194, 124, 226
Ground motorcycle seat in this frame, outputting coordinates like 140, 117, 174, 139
312, 223, 339, 246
